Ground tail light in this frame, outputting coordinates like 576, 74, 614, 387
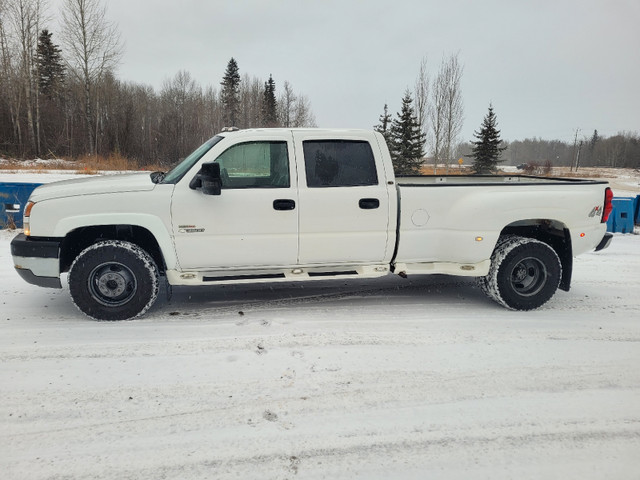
601, 187, 613, 223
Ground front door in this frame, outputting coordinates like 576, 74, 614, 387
170, 136, 298, 270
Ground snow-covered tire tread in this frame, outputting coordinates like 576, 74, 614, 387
479, 235, 561, 311
68, 240, 159, 321
477, 234, 518, 299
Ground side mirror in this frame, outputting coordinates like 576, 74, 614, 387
189, 162, 222, 195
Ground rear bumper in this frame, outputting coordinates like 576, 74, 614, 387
594, 232, 613, 252
10, 233, 62, 288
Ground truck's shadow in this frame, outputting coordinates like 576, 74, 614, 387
151, 274, 490, 318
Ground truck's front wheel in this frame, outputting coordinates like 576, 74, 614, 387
68, 240, 159, 320
480, 235, 561, 311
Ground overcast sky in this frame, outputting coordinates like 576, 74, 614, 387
49, 0, 639, 143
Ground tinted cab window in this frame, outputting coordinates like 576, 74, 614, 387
303, 140, 378, 187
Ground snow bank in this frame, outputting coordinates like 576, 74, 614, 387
0, 170, 135, 184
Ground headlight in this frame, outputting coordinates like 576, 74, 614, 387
23, 201, 35, 236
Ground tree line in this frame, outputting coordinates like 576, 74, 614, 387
504, 131, 639, 169
0, 0, 316, 166
376, 53, 639, 173
2, 0, 636, 171
452, 130, 640, 171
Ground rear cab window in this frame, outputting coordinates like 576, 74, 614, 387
302, 140, 378, 187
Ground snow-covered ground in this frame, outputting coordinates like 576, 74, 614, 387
1, 169, 639, 479
0, 170, 128, 184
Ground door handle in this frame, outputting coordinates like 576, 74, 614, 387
273, 199, 296, 211
359, 198, 380, 209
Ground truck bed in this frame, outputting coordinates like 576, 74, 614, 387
393, 174, 609, 269
396, 174, 608, 186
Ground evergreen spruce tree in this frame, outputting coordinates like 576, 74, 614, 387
589, 129, 599, 150
469, 104, 506, 174
262, 74, 278, 127
374, 103, 393, 148
389, 91, 426, 174
36, 29, 65, 99
220, 58, 241, 127
589, 129, 599, 157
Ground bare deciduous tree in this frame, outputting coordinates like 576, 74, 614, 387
277, 81, 315, 127
239, 73, 261, 128
0, 2, 24, 149
278, 80, 295, 128
442, 53, 464, 172
428, 67, 446, 173
414, 55, 429, 141
292, 92, 316, 127
429, 52, 464, 173
4, 0, 45, 155
202, 85, 222, 137
158, 70, 203, 163
61, 0, 122, 154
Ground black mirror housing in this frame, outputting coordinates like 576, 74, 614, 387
190, 162, 222, 195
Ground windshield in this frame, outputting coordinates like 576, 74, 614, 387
161, 136, 224, 184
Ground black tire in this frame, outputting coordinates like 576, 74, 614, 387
477, 235, 517, 298
480, 235, 561, 311
68, 240, 159, 320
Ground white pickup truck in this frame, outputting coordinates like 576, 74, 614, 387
11, 128, 613, 320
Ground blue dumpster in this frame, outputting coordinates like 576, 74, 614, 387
620, 195, 639, 227
0, 182, 43, 229
606, 197, 636, 234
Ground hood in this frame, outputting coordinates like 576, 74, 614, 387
29, 172, 156, 202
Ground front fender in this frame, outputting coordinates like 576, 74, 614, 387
53, 213, 177, 270
28, 186, 177, 270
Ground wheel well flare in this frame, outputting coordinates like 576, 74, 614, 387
499, 219, 572, 291
60, 225, 165, 274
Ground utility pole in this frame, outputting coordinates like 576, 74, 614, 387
575, 140, 583, 172
571, 128, 580, 172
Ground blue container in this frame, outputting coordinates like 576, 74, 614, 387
605, 209, 615, 232
619, 195, 640, 225
606, 197, 636, 234
0, 182, 43, 229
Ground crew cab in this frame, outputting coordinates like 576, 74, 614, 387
10, 128, 613, 320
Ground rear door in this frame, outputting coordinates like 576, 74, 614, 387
293, 132, 393, 265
